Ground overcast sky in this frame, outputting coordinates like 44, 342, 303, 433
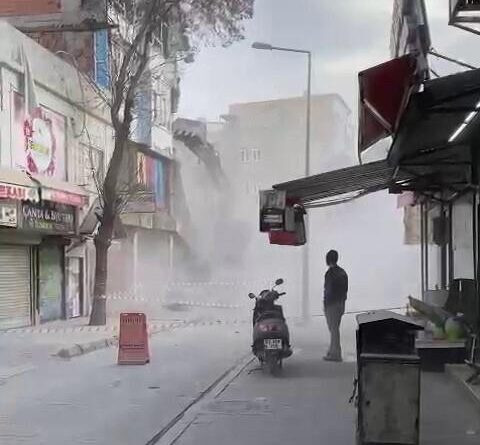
178, 0, 480, 122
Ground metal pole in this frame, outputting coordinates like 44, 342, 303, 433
302, 51, 312, 321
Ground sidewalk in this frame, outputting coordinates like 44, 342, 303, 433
169, 323, 480, 445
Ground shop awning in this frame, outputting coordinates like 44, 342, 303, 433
273, 160, 412, 208
33, 175, 88, 207
0, 167, 39, 202
389, 67, 480, 166
358, 54, 418, 156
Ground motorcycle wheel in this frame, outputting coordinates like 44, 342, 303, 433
267, 357, 282, 375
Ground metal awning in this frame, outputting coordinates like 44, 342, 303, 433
32, 175, 88, 207
358, 54, 418, 156
389, 67, 480, 165
0, 167, 39, 202
273, 160, 410, 208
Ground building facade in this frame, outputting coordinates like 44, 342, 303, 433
0, 22, 113, 328
0, 1, 183, 327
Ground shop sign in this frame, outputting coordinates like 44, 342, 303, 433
0, 181, 39, 202
22, 201, 75, 234
0, 202, 18, 227
12, 92, 67, 180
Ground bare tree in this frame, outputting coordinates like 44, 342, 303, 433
88, 0, 254, 325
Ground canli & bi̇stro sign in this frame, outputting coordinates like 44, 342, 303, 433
22, 201, 75, 234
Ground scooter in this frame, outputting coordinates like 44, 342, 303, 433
249, 278, 293, 375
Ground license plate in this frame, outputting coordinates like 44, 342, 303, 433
264, 339, 282, 350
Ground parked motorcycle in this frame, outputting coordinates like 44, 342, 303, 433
249, 278, 293, 374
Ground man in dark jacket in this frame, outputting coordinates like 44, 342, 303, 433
324, 250, 348, 362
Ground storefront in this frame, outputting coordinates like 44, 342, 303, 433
0, 167, 87, 328
265, 57, 480, 364
0, 169, 40, 329
22, 199, 78, 323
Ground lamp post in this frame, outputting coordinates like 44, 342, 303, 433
252, 41, 312, 321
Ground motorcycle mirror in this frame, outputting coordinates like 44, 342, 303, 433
275, 278, 284, 286
248, 293, 256, 299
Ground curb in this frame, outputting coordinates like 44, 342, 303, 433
57, 336, 118, 359
445, 364, 480, 409
55, 319, 249, 359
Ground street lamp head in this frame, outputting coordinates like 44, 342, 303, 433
252, 41, 273, 50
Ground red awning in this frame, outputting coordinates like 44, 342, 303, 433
358, 54, 418, 155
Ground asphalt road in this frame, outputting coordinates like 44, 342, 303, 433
2, 318, 480, 445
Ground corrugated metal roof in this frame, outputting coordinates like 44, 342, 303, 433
273, 160, 408, 204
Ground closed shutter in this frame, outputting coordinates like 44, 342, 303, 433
0, 245, 31, 329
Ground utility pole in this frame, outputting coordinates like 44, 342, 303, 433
252, 42, 312, 321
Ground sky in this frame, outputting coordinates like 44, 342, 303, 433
178, 0, 480, 123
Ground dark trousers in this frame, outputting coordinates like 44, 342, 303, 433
324, 300, 345, 359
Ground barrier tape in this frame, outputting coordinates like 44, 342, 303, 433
0, 318, 251, 335
106, 295, 245, 309
166, 280, 272, 287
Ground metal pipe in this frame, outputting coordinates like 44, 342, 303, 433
421, 202, 425, 297
302, 51, 312, 322
429, 49, 478, 70
252, 41, 312, 321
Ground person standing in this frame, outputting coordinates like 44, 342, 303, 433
323, 250, 348, 362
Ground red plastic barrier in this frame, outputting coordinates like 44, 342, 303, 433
118, 313, 150, 365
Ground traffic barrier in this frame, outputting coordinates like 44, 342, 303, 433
118, 313, 150, 365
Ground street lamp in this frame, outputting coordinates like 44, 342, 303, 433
252, 41, 312, 322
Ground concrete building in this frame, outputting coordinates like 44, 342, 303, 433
12, 2, 184, 299
0, 22, 113, 328
0, 2, 185, 327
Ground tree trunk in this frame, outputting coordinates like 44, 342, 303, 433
89, 225, 113, 325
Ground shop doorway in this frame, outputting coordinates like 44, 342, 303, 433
66, 257, 83, 318
39, 244, 64, 323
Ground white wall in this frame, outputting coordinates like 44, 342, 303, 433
0, 21, 113, 193
452, 195, 475, 280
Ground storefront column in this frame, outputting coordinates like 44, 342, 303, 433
133, 230, 138, 291
169, 233, 174, 279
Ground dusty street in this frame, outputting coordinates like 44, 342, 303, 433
1, 317, 479, 445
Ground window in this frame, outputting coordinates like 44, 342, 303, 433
94, 30, 110, 89
77, 144, 104, 190
153, 93, 169, 128
240, 148, 261, 163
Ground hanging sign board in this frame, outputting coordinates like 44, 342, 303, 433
0, 201, 18, 227
269, 204, 306, 246
21, 201, 75, 234
259, 189, 286, 232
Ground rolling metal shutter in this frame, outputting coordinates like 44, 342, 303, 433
0, 245, 31, 329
